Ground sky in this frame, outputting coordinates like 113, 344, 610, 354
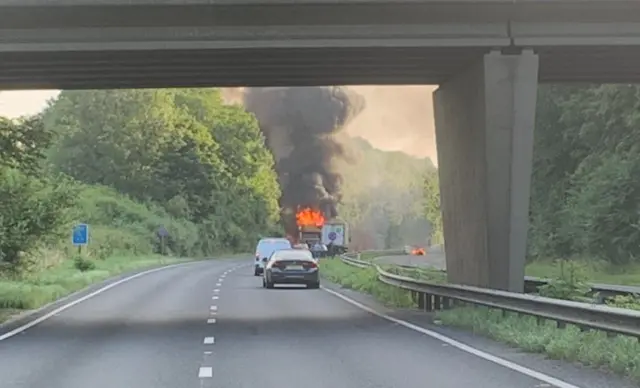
0, 87, 438, 163
0, 90, 61, 118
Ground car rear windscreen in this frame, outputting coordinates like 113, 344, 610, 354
257, 240, 291, 257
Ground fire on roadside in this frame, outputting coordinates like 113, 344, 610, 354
295, 207, 325, 228
411, 247, 426, 256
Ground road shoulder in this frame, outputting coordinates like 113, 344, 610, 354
320, 279, 637, 388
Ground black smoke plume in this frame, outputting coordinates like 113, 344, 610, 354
242, 87, 365, 236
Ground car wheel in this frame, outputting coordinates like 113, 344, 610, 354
254, 267, 260, 276
262, 278, 266, 288
266, 281, 275, 289
307, 282, 320, 289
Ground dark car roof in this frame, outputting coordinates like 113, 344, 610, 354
272, 249, 314, 261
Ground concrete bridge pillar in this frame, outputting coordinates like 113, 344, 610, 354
433, 50, 539, 292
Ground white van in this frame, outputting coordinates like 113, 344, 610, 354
254, 238, 292, 276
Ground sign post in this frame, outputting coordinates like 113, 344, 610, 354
157, 226, 169, 256
72, 223, 89, 255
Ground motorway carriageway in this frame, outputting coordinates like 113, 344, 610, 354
0, 258, 635, 388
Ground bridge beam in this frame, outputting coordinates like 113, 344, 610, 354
433, 50, 539, 292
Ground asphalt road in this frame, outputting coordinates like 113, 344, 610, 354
0, 257, 632, 388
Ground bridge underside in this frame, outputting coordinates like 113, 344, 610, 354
2, 46, 640, 90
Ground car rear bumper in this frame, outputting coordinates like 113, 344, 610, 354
270, 271, 319, 284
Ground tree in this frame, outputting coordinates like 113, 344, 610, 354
0, 115, 54, 174
529, 84, 640, 266
422, 169, 443, 247
0, 115, 76, 273
43, 88, 282, 253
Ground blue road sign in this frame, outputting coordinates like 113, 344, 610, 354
72, 223, 89, 246
328, 232, 337, 241
157, 226, 169, 238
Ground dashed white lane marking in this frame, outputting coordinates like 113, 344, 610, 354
204, 351, 212, 355
198, 367, 213, 378
215, 283, 222, 287
204, 337, 215, 344
321, 287, 583, 388
210, 306, 218, 311
212, 296, 219, 300
207, 318, 217, 323
213, 289, 220, 293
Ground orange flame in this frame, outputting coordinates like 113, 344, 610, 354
411, 247, 425, 256
296, 207, 325, 228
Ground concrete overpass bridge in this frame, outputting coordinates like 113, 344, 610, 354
2, 0, 639, 292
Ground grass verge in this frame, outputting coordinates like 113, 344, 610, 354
321, 257, 640, 383
437, 307, 640, 381
0, 254, 194, 323
321, 259, 415, 307
526, 259, 640, 286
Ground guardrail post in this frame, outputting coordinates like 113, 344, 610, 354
425, 294, 433, 311
434, 296, 442, 310
418, 292, 426, 310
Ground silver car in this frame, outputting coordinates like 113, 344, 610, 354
263, 249, 320, 289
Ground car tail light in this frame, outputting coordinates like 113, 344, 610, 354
304, 261, 318, 269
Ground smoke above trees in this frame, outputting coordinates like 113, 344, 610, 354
240, 87, 365, 235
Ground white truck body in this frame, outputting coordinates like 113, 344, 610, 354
321, 221, 348, 247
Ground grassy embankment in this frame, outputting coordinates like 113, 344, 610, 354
0, 185, 230, 324
320, 258, 640, 382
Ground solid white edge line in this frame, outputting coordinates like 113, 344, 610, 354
198, 367, 213, 378
0, 262, 193, 342
321, 286, 583, 388
204, 336, 215, 344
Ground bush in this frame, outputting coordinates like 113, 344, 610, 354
75, 185, 203, 257
0, 168, 76, 274
73, 256, 96, 272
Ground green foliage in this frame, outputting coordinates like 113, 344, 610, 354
320, 259, 416, 307
529, 84, 640, 266
73, 256, 96, 272
0, 168, 77, 274
0, 87, 283, 284
0, 115, 54, 174
437, 306, 640, 382
338, 137, 435, 249
422, 169, 443, 246
537, 260, 592, 301
605, 294, 640, 311
43, 88, 281, 254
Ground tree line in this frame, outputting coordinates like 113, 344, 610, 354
0, 89, 282, 275
339, 137, 435, 250
421, 84, 640, 267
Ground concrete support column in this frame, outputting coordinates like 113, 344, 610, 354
433, 50, 539, 292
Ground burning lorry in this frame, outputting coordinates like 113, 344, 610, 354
294, 207, 350, 255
